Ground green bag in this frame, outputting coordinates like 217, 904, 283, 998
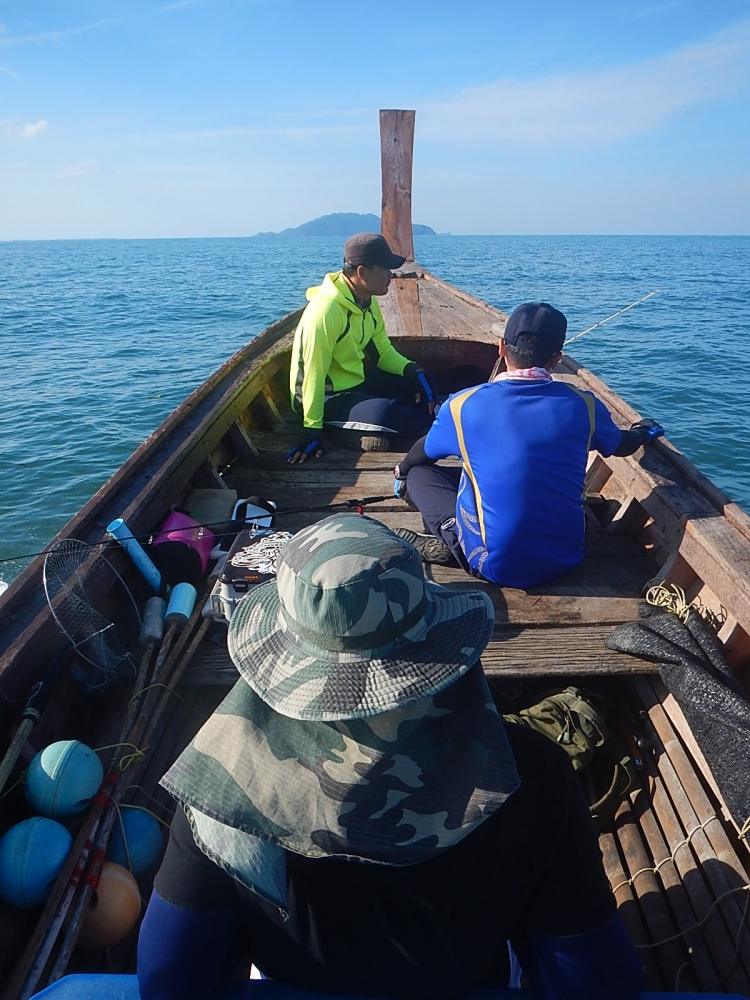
504, 686, 637, 829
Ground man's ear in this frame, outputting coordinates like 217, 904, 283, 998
498, 338, 507, 358
548, 350, 563, 370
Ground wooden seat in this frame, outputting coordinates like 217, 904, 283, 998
226, 442, 658, 679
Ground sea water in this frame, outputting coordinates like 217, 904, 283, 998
1, 235, 748, 588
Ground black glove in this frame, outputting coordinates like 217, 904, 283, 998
393, 464, 408, 500
286, 432, 325, 464
405, 364, 438, 406
630, 418, 664, 444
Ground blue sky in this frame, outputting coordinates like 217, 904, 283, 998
1, 0, 749, 238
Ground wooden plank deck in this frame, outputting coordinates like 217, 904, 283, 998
222, 441, 659, 678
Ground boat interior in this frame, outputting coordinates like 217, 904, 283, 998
4, 270, 750, 995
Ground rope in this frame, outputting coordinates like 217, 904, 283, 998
645, 582, 726, 631
130, 682, 206, 719
94, 742, 147, 772
564, 290, 660, 346
610, 815, 722, 894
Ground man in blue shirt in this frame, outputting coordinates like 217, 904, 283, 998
394, 302, 663, 588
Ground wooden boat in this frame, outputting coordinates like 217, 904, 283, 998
1, 110, 750, 998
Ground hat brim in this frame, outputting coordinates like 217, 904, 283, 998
227, 579, 494, 722
162, 661, 520, 866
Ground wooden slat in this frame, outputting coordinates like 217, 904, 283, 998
677, 516, 750, 638
481, 625, 657, 676
379, 277, 422, 339
599, 826, 663, 989
613, 799, 697, 990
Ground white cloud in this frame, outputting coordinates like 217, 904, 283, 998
0, 19, 121, 47
167, 122, 362, 142
1, 118, 47, 140
58, 160, 102, 178
0, 65, 20, 81
419, 17, 750, 148
157, 0, 204, 11
21, 120, 47, 139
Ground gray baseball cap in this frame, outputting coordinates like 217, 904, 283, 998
343, 233, 405, 269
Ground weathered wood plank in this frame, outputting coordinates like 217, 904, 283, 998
481, 626, 657, 676
380, 109, 415, 262
379, 277, 422, 340
677, 516, 750, 638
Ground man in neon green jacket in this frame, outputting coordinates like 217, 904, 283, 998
287, 233, 437, 463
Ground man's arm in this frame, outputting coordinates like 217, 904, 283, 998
297, 310, 336, 432
138, 808, 242, 999
613, 418, 665, 457
287, 306, 339, 463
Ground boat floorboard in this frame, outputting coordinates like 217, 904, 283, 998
223, 443, 660, 678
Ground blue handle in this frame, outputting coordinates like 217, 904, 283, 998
106, 518, 162, 593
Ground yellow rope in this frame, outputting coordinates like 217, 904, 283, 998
94, 741, 148, 771
130, 682, 205, 719
610, 816, 723, 895
645, 582, 726, 631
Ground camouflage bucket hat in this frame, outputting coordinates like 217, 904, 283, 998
162, 515, 520, 891
226, 513, 496, 721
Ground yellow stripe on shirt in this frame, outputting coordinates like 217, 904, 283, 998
449, 386, 486, 544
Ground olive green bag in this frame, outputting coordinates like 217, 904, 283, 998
504, 686, 637, 829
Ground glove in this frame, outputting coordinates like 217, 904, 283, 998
406, 364, 438, 406
630, 418, 664, 444
286, 432, 325, 464
393, 464, 408, 500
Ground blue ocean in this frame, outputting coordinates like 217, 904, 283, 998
1, 235, 749, 588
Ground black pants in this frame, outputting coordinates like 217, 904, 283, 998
323, 370, 430, 438
323, 365, 488, 440
405, 465, 470, 571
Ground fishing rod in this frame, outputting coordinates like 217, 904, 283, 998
0, 494, 394, 567
564, 290, 660, 347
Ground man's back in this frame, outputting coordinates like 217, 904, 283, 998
154, 725, 622, 999
425, 379, 621, 587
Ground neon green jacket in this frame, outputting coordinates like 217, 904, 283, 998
289, 271, 412, 430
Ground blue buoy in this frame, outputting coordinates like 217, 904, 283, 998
0, 817, 73, 907
107, 807, 164, 876
25, 740, 104, 819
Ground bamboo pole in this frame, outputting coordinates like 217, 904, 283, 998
632, 690, 750, 993
613, 798, 696, 990
599, 824, 663, 989
636, 678, 750, 987
629, 771, 719, 990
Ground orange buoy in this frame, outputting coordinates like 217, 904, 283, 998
77, 862, 142, 950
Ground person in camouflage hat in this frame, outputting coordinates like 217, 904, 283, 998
160, 513, 519, 873
138, 515, 640, 1000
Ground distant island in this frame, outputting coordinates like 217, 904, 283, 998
255, 212, 436, 238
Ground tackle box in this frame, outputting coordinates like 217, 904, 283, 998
208, 529, 292, 624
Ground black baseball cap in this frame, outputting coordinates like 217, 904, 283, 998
343, 233, 406, 269
503, 302, 567, 356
